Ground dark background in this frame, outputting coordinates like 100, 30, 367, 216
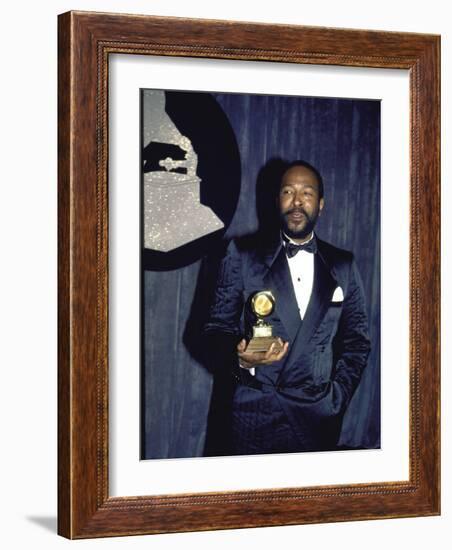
141, 91, 381, 459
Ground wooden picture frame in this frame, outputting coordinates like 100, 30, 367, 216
58, 10, 440, 538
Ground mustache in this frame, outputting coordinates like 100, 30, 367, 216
284, 207, 309, 217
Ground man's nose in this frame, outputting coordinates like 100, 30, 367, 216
293, 193, 303, 206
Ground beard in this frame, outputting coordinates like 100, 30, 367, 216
280, 207, 319, 240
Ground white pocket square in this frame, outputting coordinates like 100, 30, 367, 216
332, 286, 344, 302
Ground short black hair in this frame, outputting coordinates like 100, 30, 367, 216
281, 160, 324, 200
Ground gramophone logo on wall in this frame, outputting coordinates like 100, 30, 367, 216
142, 89, 240, 253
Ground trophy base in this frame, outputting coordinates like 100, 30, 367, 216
246, 336, 281, 354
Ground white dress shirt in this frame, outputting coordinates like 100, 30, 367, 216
283, 232, 315, 320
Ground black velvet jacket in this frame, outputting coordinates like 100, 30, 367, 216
204, 234, 371, 454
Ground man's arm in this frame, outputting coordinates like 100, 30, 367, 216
204, 240, 244, 336
331, 258, 371, 413
204, 240, 289, 371
203, 240, 245, 370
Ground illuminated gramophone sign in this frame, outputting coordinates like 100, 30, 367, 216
142, 89, 224, 252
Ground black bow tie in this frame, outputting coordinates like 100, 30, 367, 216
284, 238, 317, 258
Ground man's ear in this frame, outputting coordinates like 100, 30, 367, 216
319, 198, 325, 214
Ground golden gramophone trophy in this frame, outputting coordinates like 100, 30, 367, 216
246, 291, 282, 354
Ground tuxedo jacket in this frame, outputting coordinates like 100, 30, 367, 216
203, 233, 371, 454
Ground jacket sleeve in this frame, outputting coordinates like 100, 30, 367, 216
331, 257, 371, 413
203, 239, 244, 337
203, 240, 245, 370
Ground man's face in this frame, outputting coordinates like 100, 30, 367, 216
278, 166, 324, 241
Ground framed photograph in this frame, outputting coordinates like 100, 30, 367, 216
138, 87, 381, 463
58, 11, 440, 538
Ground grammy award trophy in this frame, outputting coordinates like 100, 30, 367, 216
246, 290, 282, 354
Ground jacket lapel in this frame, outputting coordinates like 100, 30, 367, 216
296, 251, 337, 348
277, 238, 338, 372
262, 241, 301, 343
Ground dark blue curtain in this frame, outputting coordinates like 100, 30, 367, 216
142, 92, 380, 458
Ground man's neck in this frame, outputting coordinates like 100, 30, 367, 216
282, 231, 314, 246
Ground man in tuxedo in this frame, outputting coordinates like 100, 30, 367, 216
203, 160, 371, 455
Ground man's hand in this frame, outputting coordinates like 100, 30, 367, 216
237, 337, 289, 369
